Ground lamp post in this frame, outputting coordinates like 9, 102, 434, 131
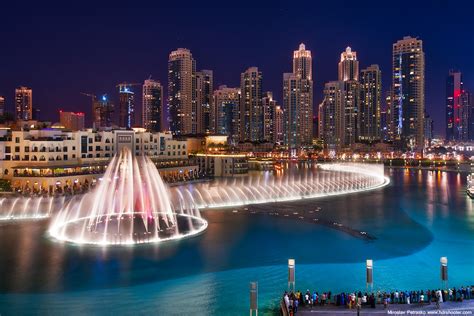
366, 259, 373, 293
440, 257, 448, 289
288, 259, 295, 292
250, 281, 258, 316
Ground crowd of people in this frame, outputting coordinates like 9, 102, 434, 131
282, 286, 473, 314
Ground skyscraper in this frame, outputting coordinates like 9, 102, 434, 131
424, 111, 434, 146
392, 36, 425, 150
274, 105, 284, 144
338, 47, 359, 82
359, 64, 382, 142
262, 91, 277, 142
460, 91, 473, 140
0, 96, 5, 116
446, 70, 463, 141
93, 95, 114, 129
117, 83, 135, 129
319, 81, 344, 148
342, 80, 359, 146
15, 86, 33, 121
240, 67, 263, 141
196, 70, 213, 134
283, 43, 313, 149
142, 79, 163, 132
59, 111, 85, 131
213, 85, 241, 142
168, 48, 197, 135
381, 91, 392, 142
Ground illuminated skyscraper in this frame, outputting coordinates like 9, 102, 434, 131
262, 91, 277, 142
283, 43, 313, 148
168, 48, 196, 135
196, 70, 213, 134
213, 85, 241, 142
118, 83, 135, 129
359, 64, 382, 141
274, 105, 284, 144
142, 79, 163, 132
319, 81, 344, 148
15, 86, 33, 121
392, 36, 425, 150
93, 95, 114, 129
446, 70, 463, 141
0, 96, 5, 116
460, 91, 473, 140
338, 47, 359, 82
240, 67, 263, 141
381, 91, 392, 142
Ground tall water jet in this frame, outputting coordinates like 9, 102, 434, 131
49, 148, 207, 245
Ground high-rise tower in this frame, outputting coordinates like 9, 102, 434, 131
142, 79, 163, 132
168, 48, 197, 135
283, 43, 313, 148
240, 67, 263, 141
446, 70, 463, 141
359, 64, 382, 141
392, 36, 425, 150
338, 47, 359, 82
196, 70, 213, 134
15, 86, 33, 121
117, 83, 135, 129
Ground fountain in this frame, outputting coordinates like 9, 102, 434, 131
49, 148, 207, 245
0, 196, 62, 221
170, 163, 389, 208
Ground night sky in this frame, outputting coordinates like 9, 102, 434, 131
1, 0, 473, 137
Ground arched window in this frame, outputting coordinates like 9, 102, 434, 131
40, 155, 46, 161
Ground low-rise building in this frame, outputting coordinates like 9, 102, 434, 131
0, 127, 193, 194
195, 153, 248, 177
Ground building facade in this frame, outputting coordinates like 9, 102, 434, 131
283, 43, 313, 149
319, 81, 344, 148
168, 48, 197, 135
392, 36, 425, 150
15, 86, 33, 121
213, 85, 240, 143
338, 47, 359, 82
0, 128, 191, 194
142, 79, 163, 132
0, 96, 5, 116
117, 83, 135, 129
359, 64, 382, 142
262, 91, 277, 142
240, 67, 263, 141
59, 111, 85, 131
446, 70, 463, 141
93, 95, 114, 129
196, 70, 213, 134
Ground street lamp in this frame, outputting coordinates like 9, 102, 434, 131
288, 259, 295, 292
366, 259, 373, 292
440, 257, 448, 289
250, 281, 258, 316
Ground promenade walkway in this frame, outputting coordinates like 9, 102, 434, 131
293, 300, 474, 315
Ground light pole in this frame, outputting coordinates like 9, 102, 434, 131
288, 259, 295, 292
250, 281, 258, 316
366, 259, 373, 293
440, 257, 448, 289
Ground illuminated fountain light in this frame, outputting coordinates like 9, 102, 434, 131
49, 148, 207, 246
0, 195, 62, 221
171, 163, 389, 209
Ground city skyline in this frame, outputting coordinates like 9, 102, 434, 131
0, 1, 473, 137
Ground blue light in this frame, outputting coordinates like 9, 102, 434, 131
102, 95, 107, 101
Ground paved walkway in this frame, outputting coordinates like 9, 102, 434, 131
295, 301, 474, 315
